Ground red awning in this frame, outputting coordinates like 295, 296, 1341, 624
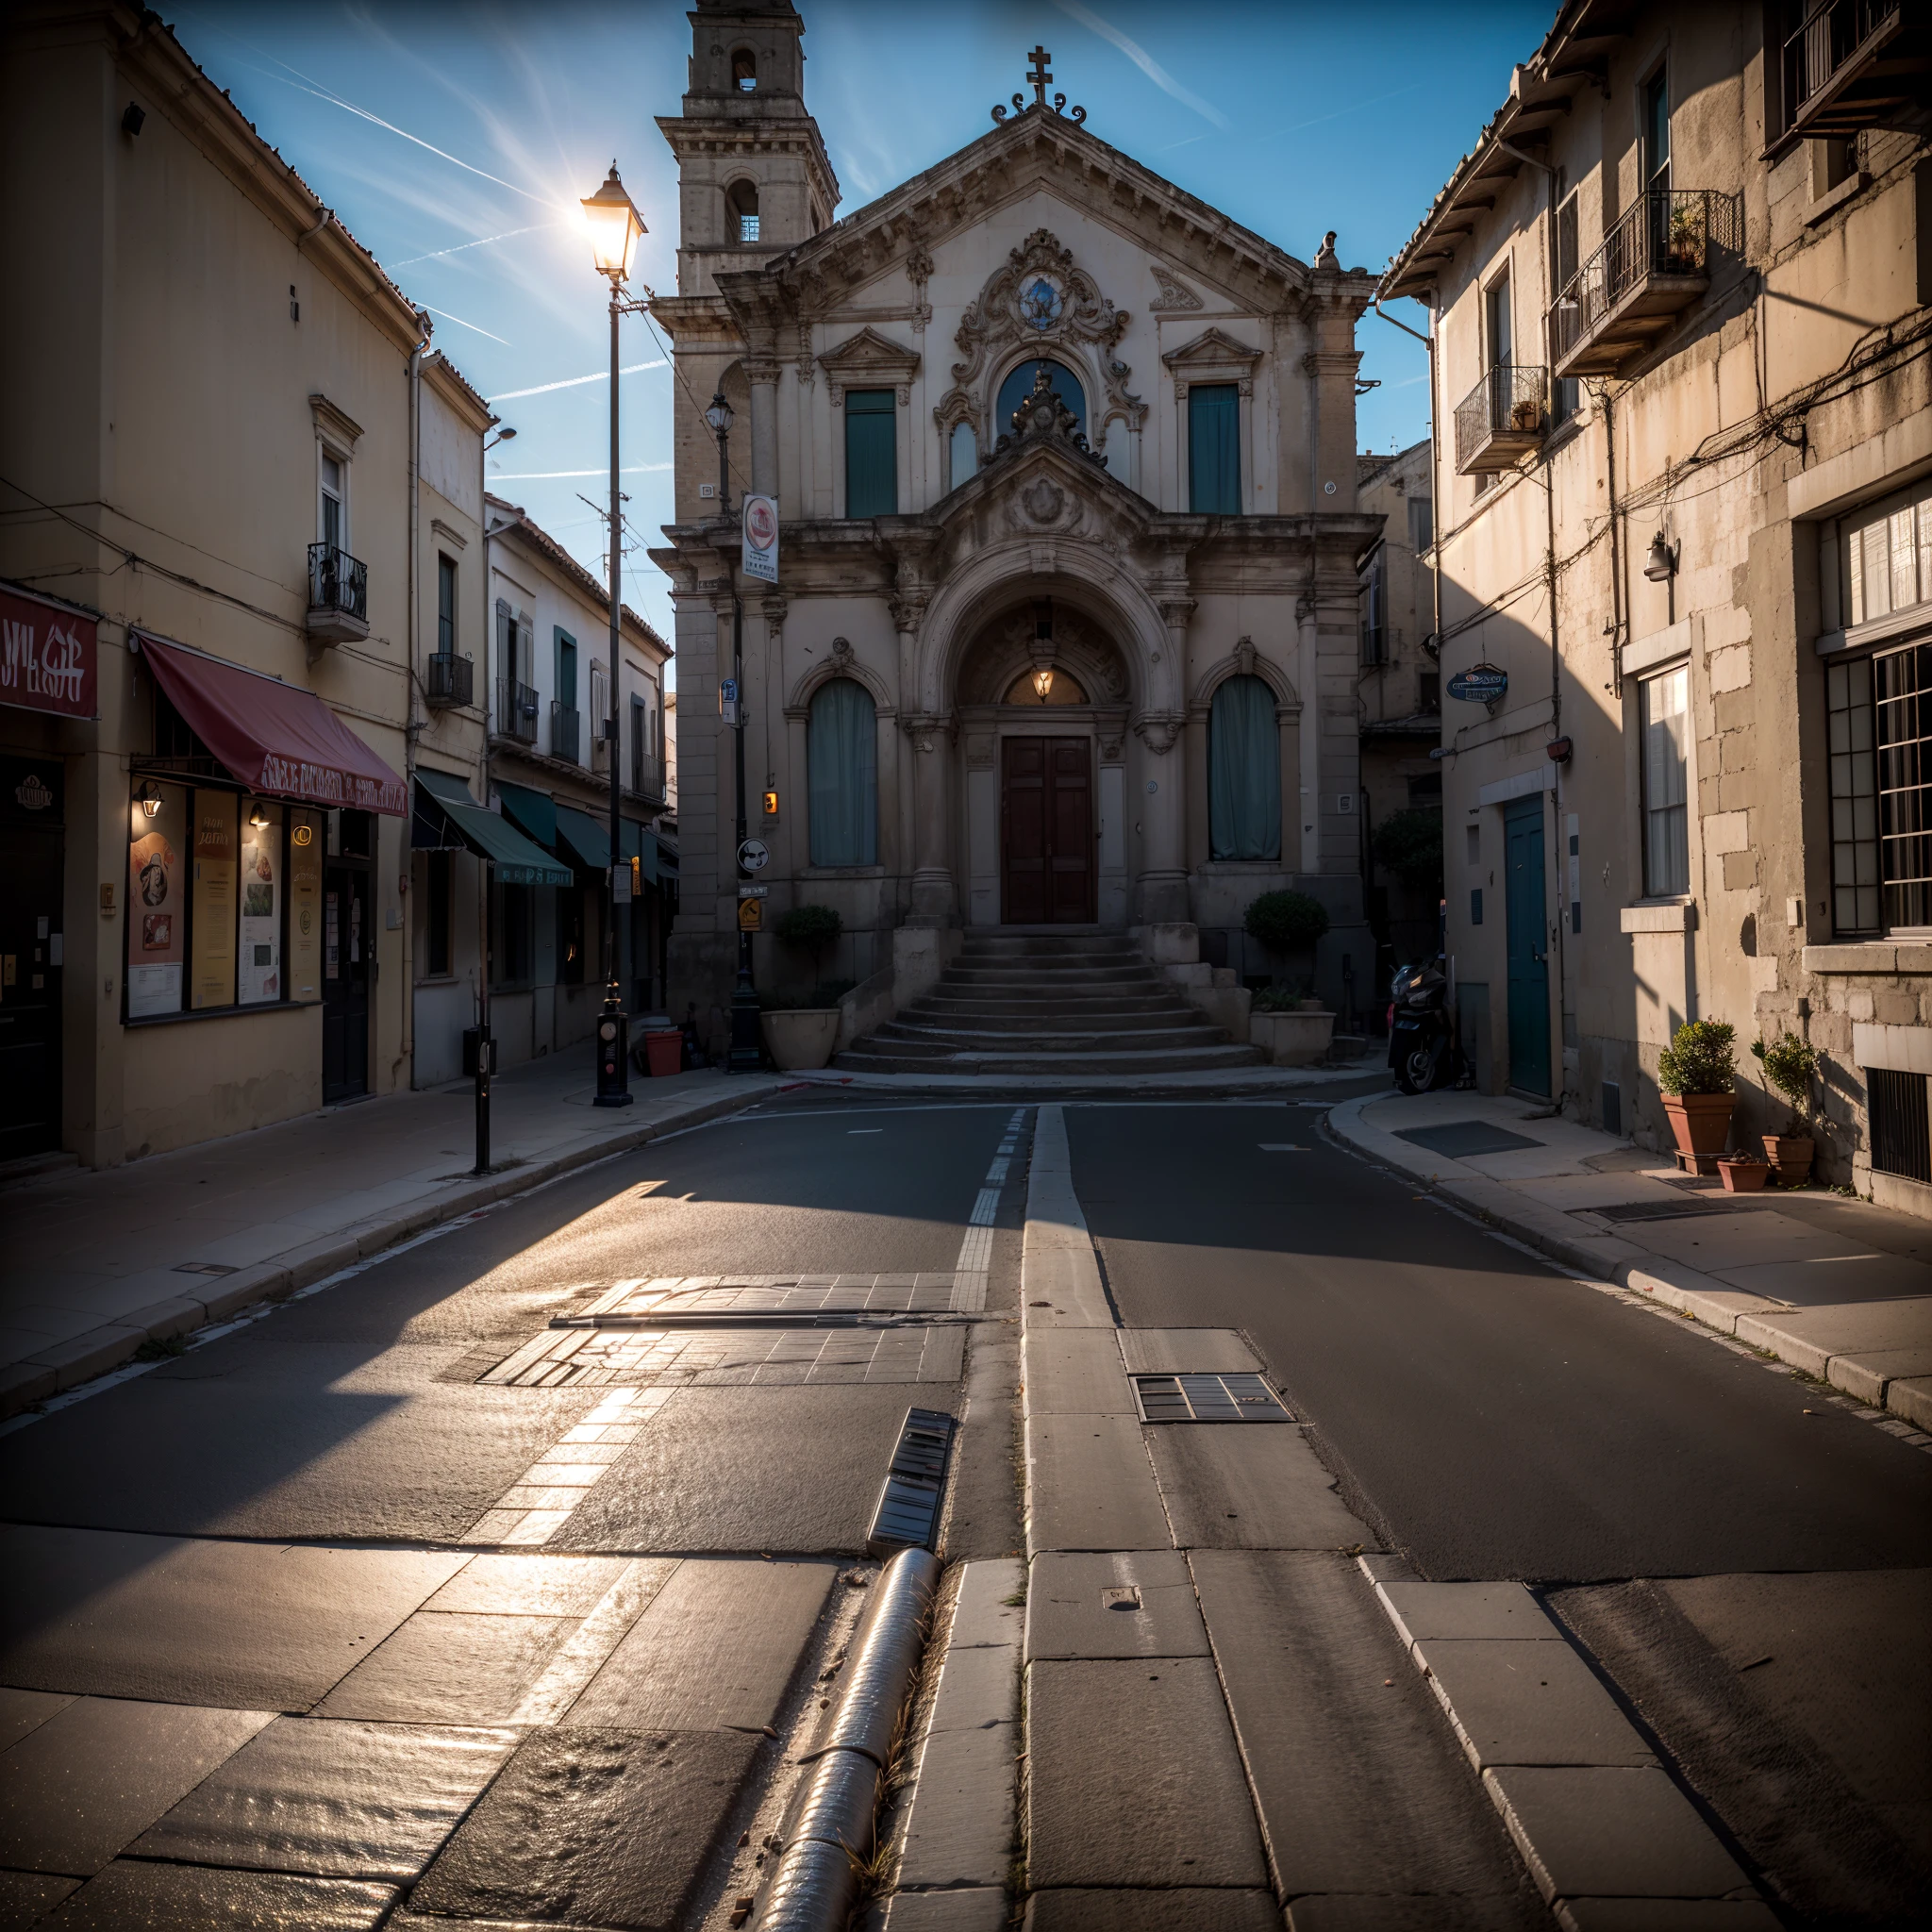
138, 633, 407, 817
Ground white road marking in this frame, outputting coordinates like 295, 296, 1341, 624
466, 1387, 672, 1545
849, 1128, 883, 1134
949, 1108, 1027, 1313
1257, 1143, 1307, 1151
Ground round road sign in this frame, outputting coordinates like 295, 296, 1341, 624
739, 839, 770, 873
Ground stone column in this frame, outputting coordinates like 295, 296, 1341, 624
1132, 594, 1192, 922
746, 357, 780, 499
903, 708, 956, 925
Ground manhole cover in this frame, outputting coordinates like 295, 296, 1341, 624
1393, 1122, 1542, 1158
1133, 1373, 1291, 1424
868, 1407, 957, 1554
1581, 1198, 1762, 1224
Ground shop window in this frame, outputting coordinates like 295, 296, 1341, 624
496, 882, 532, 985
1640, 664, 1690, 897
843, 391, 896, 519
808, 678, 878, 866
237, 801, 282, 1005
1830, 641, 1932, 936
1208, 675, 1281, 861
426, 848, 451, 977
556, 882, 586, 985
1188, 385, 1241, 514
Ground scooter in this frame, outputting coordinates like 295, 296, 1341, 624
1387, 961, 1458, 1094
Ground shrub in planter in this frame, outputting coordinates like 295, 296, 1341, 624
1657, 1019, 1736, 1173
1250, 981, 1312, 1013
1752, 1030, 1820, 1185
1244, 891, 1329, 985
773, 904, 842, 996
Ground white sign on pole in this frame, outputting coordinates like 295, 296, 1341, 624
738, 839, 770, 873
742, 493, 778, 584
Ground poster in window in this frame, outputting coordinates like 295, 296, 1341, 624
288, 811, 322, 1001
127, 783, 187, 1018
238, 802, 282, 1005
191, 791, 238, 1009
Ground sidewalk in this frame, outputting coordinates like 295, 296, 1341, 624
1329, 1089, 1932, 1432
0, 1058, 781, 1420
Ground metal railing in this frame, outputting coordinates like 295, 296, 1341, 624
425, 654, 474, 709
550, 701, 580, 765
307, 541, 367, 624
1453, 364, 1548, 470
1783, 0, 1900, 127
496, 677, 538, 743
1547, 189, 1741, 367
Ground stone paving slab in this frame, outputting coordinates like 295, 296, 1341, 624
0, 1871, 78, 1924
1144, 1422, 1365, 1549
1023, 1415, 1172, 1555
1735, 1299, 1932, 1378
409, 1725, 759, 1930
1024, 1657, 1267, 1890
0, 1688, 72, 1752
1554, 1900, 1782, 1930
1285, 1900, 1546, 1930
1116, 1327, 1263, 1374
0, 1696, 274, 1876
1021, 1328, 1135, 1416
1376, 1580, 1568, 1647
128, 1716, 516, 1881
41, 1862, 395, 1928
1024, 1549, 1209, 1660
880, 1888, 1008, 1930
1415, 1639, 1658, 1773
892, 1721, 1017, 1892
1024, 1890, 1284, 1930
313, 1612, 577, 1725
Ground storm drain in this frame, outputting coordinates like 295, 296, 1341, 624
867, 1407, 958, 1555
1132, 1373, 1291, 1423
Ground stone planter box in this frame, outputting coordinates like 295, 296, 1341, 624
759, 1008, 841, 1071
1251, 1009, 1335, 1067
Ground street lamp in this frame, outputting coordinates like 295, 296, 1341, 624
582, 160, 646, 1108
708, 391, 763, 1073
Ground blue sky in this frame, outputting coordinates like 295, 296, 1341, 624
176, 0, 1550, 659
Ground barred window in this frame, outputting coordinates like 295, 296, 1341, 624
1640, 665, 1690, 898
1831, 641, 1932, 936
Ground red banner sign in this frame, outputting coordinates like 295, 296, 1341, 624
0, 584, 98, 720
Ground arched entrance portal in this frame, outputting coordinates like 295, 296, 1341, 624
954, 600, 1131, 927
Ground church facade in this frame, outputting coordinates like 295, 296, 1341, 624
652, 2, 1380, 1032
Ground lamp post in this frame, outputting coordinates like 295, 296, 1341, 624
581, 161, 646, 1108
706, 389, 762, 1072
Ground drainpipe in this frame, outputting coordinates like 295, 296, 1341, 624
402, 310, 431, 1085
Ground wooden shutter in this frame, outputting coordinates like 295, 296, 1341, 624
1188, 385, 1241, 514
844, 390, 897, 518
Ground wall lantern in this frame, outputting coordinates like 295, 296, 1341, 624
1031, 666, 1056, 701
1643, 531, 1677, 582
762, 789, 779, 816
248, 801, 271, 827
138, 779, 163, 819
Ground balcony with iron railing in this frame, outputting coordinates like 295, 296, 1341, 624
550, 701, 580, 765
1454, 363, 1548, 475
1773, 0, 1917, 154
306, 541, 368, 642
1547, 189, 1742, 379
495, 678, 538, 744
425, 654, 474, 709
627, 750, 665, 804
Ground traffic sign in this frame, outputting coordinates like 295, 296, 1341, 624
738, 839, 770, 873
738, 884, 769, 898
742, 493, 778, 584
738, 897, 763, 931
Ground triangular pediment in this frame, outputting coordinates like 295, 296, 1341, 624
927, 431, 1157, 549
1160, 326, 1263, 374
817, 325, 921, 398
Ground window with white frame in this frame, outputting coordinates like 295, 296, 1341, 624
1640, 664, 1690, 897
1845, 488, 1932, 632
319, 449, 347, 550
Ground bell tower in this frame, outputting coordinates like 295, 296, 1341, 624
657, 0, 840, 298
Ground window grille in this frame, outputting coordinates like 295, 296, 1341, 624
1869, 1066, 1932, 1184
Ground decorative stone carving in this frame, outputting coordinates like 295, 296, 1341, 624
1149, 266, 1203, 311
936, 228, 1145, 441
1133, 710, 1184, 756
991, 364, 1105, 469
1018, 476, 1067, 526
1234, 636, 1256, 677
830, 635, 854, 665
1314, 229, 1340, 270
907, 240, 934, 335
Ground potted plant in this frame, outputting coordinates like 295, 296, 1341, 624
1657, 1019, 1737, 1174
760, 904, 845, 1070
1510, 395, 1542, 433
1752, 1031, 1819, 1187
1244, 891, 1333, 1065
1715, 1152, 1769, 1192
1665, 200, 1705, 271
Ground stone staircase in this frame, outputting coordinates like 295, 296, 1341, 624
833, 931, 1264, 1077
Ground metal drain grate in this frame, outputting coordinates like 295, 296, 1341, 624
1133, 1373, 1291, 1424
867, 1407, 957, 1555
1579, 1198, 1762, 1224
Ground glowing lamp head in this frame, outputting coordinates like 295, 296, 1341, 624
581, 162, 645, 282
248, 802, 271, 828
138, 779, 163, 820
1031, 666, 1055, 701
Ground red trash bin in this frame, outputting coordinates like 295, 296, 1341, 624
642, 1028, 683, 1077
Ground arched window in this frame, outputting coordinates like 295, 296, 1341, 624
808, 678, 877, 867
731, 48, 757, 92
994, 358, 1086, 441
726, 178, 759, 244
949, 420, 977, 491
1208, 675, 1281, 861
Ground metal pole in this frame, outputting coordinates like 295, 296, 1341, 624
595, 278, 632, 1105
474, 858, 491, 1174
722, 411, 760, 1072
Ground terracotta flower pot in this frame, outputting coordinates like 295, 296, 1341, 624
1763, 1134, 1815, 1187
1661, 1091, 1734, 1174
1716, 1157, 1768, 1193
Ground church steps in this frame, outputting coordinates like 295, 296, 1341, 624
834, 1042, 1261, 1076
874, 1021, 1222, 1053
891, 1008, 1214, 1035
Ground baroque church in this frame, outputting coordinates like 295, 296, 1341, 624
652, 0, 1379, 1040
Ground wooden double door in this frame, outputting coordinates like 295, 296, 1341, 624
1002, 736, 1093, 924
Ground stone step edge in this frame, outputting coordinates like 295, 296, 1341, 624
0, 1078, 782, 1423
1322, 1096, 1932, 1438
1354, 1556, 1771, 1925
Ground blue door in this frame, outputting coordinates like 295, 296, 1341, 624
1504, 795, 1551, 1096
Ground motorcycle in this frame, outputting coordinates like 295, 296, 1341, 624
1387, 961, 1457, 1094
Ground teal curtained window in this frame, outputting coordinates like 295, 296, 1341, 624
808, 678, 878, 867
844, 390, 897, 519
1189, 384, 1241, 514
1208, 675, 1281, 860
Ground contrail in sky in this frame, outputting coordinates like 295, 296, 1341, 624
488, 361, 666, 403
391, 223, 563, 269
1048, 0, 1229, 129
425, 306, 509, 345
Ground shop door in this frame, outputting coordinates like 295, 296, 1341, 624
322, 863, 370, 1102
1504, 795, 1551, 1097
0, 759, 64, 1162
1002, 736, 1093, 924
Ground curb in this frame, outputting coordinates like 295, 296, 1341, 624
0, 1079, 777, 1421
1324, 1095, 1932, 1434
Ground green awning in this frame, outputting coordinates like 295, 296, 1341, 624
413, 772, 573, 888
494, 779, 556, 852
555, 802, 611, 873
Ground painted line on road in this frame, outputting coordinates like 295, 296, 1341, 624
948, 1108, 1026, 1314
509, 1556, 679, 1723
466, 1386, 673, 1545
